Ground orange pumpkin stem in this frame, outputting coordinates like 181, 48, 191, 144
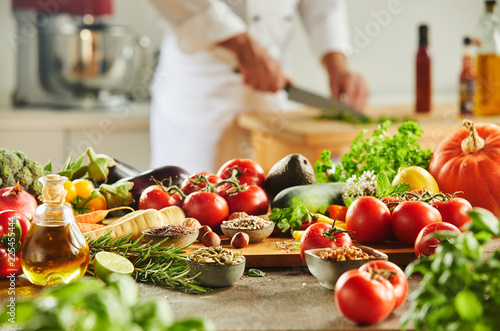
461, 119, 485, 154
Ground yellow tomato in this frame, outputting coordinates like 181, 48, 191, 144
73, 179, 95, 199
64, 181, 77, 202
88, 192, 107, 212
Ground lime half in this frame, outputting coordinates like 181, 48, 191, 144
94, 251, 135, 283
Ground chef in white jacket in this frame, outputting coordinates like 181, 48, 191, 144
148, 0, 368, 174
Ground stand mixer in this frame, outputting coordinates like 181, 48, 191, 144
12, 0, 146, 109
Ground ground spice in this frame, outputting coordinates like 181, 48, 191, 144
145, 224, 197, 236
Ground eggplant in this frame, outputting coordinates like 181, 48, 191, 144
107, 159, 142, 184
122, 165, 190, 208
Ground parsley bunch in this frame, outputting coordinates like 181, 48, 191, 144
314, 121, 432, 183
402, 208, 500, 330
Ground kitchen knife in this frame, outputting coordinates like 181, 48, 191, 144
285, 83, 368, 121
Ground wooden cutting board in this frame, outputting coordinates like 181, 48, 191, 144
183, 236, 415, 268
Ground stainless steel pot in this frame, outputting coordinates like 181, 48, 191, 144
39, 15, 142, 97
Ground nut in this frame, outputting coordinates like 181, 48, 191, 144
201, 231, 221, 247
181, 218, 202, 229
197, 225, 212, 242
230, 232, 249, 248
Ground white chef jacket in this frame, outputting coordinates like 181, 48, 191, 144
149, 0, 350, 174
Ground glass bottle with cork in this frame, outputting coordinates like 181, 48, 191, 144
20, 174, 89, 286
459, 36, 477, 116
474, 0, 500, 115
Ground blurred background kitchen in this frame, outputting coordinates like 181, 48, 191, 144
0, 0, 485, 172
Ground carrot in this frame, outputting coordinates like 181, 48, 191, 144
77, 222, 105, 233
75, 206, 134, 224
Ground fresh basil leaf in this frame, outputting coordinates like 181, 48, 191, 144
246, 269, 266, 277
455, 290, 483, 321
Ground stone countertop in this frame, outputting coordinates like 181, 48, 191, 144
0, 267, 420, 331
144, 267, 421, 331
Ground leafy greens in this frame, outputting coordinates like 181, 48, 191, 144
314, 120, 432, 183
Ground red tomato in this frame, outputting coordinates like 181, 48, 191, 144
345, 197, 393, 244
180, 172, 224, 195
392, 201, 442, 245
138, 185, 183, 210
431, 198, 472, 232
0, 248, 21, 278
220, 185, 269, 215
299, 222, 353, 263
183, 192, 229, 230
325, 205, 348, 221
217, 159, 266, 188
359, 260, 408, 311
414, 222, 461, 257
335, 269, 396, 325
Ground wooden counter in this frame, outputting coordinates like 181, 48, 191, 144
237, 102, 500, 173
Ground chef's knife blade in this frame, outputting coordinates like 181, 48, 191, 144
285, 84, 368, 121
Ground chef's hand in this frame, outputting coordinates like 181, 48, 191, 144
219, 33, 290, 93
323, 52, 369, 111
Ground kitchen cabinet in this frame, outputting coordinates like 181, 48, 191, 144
0, 103, 150, 171
237, 102, 499, 173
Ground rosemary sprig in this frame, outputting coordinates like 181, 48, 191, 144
86, 232, 210, 294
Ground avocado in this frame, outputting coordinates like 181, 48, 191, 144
264, 153, 317, 202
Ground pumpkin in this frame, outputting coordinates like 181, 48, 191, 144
428, 119, 500, 217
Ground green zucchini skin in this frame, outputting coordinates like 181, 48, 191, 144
270, 182, 346, 214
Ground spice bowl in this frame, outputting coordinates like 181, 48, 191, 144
187, 247, 246, 287
142, 225, 199, 248
305, 246, 388, 290
220, 216, 275, 243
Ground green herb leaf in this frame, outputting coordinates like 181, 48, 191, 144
455, 290, 483, 322
269, 199, 313, 233
246, 269, 266, 277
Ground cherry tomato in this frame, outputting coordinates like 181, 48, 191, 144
392, 201, 442, 245
431, 198, 472, 232
139, 185, 183, 210
414, 222, 461, 257
87, 192, 107, 212
299, 222, 352, 263
325, 205, 348, 222
180, 172, 224, 195
335, 269, 396, 325
217, 159, 266, 188
359, 260, 408, 311
72, 179, 95, 199
64, 181, 77, 203
220, 185, 269, 215
183, 192, 229, 230
345, 196, 393, 244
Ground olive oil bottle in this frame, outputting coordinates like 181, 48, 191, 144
20, 174, 89, 286
474, 0, 500, 115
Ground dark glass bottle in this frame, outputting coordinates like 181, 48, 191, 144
415, 25, 432, 113
459, 37, 476, 116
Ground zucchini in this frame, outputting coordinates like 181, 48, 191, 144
270, 182, 346, 214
